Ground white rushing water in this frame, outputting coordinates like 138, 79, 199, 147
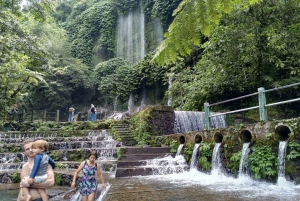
211, 143, 222, 176
238, 142, 250, 178
190, 143, 201, 169
139, 153, 300, 200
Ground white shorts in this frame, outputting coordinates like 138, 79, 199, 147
34, 174, 47, 183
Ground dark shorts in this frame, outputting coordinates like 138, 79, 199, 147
32, 198, 43, 201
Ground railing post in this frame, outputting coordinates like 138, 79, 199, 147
204, 102, 211, 130
258, 87, 267, 121
56, 110, 60, 122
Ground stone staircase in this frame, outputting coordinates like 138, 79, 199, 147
112, 119, 137, 146
115, 147, 188, 177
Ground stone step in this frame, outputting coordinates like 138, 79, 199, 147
119, 153, 173, 161
121, 141, 137, 146
119, 147, 171, 155
115, 165, 189, 177
117, 161, 147, 167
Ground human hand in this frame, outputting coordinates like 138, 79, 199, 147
102, 183, 106, 190
20, 180, 30, 188
71, 182, 76, 188
27, 178, 34, 184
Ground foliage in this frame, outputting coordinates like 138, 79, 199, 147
151, 0, 182, 30
129, 107, 154, 145
117, 148, 125, 160
11, 172, 21, 183
65, 0, 116, 66
160, 0, 300, 113
287, 141, 300, 160
152, 0, 262, 65
229, 151, 242, 173
169, 140, 178, 153
95, 58, 140, 103
198, 142, 213, 171
183, 142, 194, 164
249, 145, 277, 181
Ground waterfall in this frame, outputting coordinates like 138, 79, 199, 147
277, 140, 291, 187
128, 92, 134, 112
176, 144, 184, 157
190, 143, 201, 169
145, 155, 188, 175
167, 77, 172, 106
174, 111, 227, 133
211, 143, 222, 175
238, 142, 250, 177
278, 141, 288, 177
116, 1, 145, 63
113, 95, 118, 112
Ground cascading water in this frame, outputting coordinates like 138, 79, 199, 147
238, 142, 250, 178
128, 92, 134, 112
116, 1, 145, 63
174, 111, 227, 133
167, 77, 172, 106
176, 144, 184, 157
113, 95, 119, 112
190, 143, 201, 169
211, 143, 222, 176
277, 140, 293, 187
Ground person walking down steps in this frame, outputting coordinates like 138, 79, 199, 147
68, 105, 75, 122
71, 150, 106, 201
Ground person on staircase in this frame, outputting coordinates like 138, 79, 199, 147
89, 104, 96, 121
68, 105, 75, 122
71, 150, 106, 201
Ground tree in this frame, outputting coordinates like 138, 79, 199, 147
152, 0, 262, 65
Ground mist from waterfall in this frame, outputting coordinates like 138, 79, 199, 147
174, 111, 227, 134
116, 1, 145, 63
238, 142, 250, 178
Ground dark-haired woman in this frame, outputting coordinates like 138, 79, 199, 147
71, 151, 106, 201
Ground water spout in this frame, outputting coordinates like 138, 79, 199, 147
238, 142, 250, 178
190, 143, 201, 169
211, 143, 222, 176
176, 144, 184, 157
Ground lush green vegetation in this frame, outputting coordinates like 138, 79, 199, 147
2, 0, 300, 124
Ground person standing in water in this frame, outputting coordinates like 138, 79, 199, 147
22, 140, 55, 201
17, 139, 55, 201
71, 150, 106, 201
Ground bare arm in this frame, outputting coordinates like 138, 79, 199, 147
20, 164, 55, 188
71, 161, 85, 188
33, 164, 55, 188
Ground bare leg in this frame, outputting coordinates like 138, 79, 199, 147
22, 188, 32, 201
37, 188, 48, 201
81, 196, 88, 201
87, 192, 95, 201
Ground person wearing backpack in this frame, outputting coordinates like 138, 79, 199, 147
68, 106, 75, 122
89, 104, 96, 121
71, 150, 106, 201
